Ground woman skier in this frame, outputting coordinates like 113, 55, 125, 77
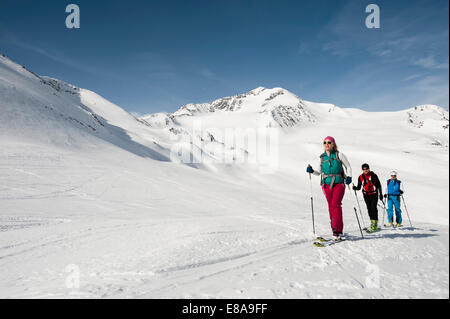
352, 163, 384, 232
306, 136, 353, 241
384, 171, 404, 227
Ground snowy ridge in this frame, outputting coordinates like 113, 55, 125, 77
0, 54, 173, 161
140, 112, 175, 128
0, 54, 262, 165
0, 55, 106, 140
40, 76, 80, 95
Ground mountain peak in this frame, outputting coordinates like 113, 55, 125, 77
249, 86, 267, 95
406, 104, 449, 131
166, 86, 315, 128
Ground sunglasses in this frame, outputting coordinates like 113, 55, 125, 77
323, 141, 333, 145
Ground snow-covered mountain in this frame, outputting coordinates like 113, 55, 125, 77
168, 87, 317, 128
140, 85, 449, 170
406, 104, 449, 130
141, 86, 448, 141
0, 54, 175, 162
1, 51, 447, 164
143, 88, 449, 134
0, 54, 448, 299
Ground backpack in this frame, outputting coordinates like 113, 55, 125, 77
387, 179, 401, 196
360, 173, 377, 195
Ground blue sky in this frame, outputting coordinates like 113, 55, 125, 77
0, 0, 448, 114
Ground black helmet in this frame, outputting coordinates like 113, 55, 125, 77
361, 163, 370, 170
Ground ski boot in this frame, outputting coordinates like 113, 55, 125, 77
366, 220, 380, 233
397, 223, 403, 227
370, 220, 378, 231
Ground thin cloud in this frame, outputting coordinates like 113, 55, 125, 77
298, 42, 312, 54
199, 68, 216, 79
413, 56, 449, 70
4, 32, 118, 79
376, 49, 393, 57
403, 74, 421, 81
412, 75, 449, 107
319, 1, 448, 68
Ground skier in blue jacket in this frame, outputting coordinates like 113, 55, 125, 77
384, 171, 404, 227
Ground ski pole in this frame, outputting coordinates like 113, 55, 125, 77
401, 194, 413, 228
381, 199, 388, 227
352, 184, 367, 229
353, 207, 364, 239
309, 173, 316, 236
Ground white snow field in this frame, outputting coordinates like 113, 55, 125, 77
0, 54, 448, 298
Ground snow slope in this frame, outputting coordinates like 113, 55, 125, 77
0, 54, 448, 298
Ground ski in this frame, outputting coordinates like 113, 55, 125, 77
315, 236, 331, 242
365, 228, 382, 234
313, 238, 346, 247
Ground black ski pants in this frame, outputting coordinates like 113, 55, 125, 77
363, 193, 378, 221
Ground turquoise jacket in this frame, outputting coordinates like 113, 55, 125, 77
387, 179, 402, 195
320, 151, 344, 185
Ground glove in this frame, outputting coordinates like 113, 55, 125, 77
352, 186, 358, 191
345, 176, 352, 185
384, 194, 388, 199
306, 165, 314, 174
400, 190, 404, 195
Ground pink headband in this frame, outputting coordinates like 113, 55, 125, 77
324, 136, 336, 144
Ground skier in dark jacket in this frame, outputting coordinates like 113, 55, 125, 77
353, 163, 383, 232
